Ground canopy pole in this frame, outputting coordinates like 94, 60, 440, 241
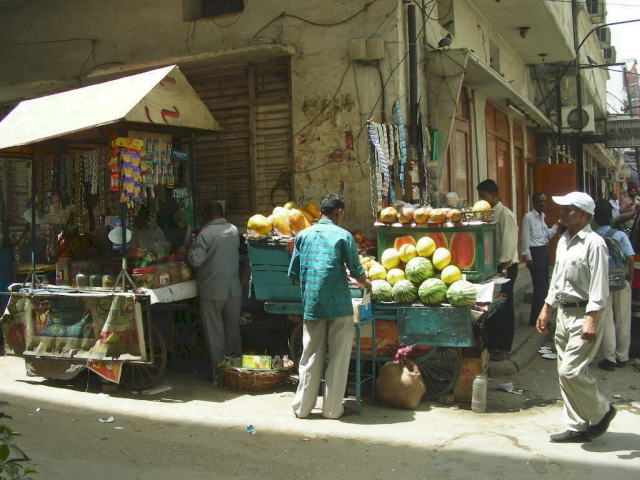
112, 202, 135, 291
23, 151, 41, 290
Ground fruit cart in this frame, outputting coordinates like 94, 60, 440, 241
247, 220, 503, 410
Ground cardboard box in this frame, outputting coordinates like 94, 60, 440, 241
453, 347, 489, 402
241, 355, 272, 370
351, 291, 372, 323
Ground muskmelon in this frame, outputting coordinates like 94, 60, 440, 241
432, 248, 451, 271
416, 236, 437, 258
398, 243, 418, 262
386, 268, 406, 286
379, 207, 398, 223
288, 209, 307, 234
271, 212, 292, 236
381, 248, 401, 270
440, 265, 462, 284
450, 232, 476, 270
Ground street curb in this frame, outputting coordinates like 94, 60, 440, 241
488, 326, 554, 378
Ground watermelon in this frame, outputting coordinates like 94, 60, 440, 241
418, 278, 448, 305
371, 279, 393, 302
446, 280, 477, 308
450, 232, 476, 270
405, 256, 434, 285
392, 279, 418, 303
425, 232, 448, 250
393, 235, 417, 251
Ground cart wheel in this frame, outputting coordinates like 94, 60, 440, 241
418, 347, 462, 400
120, 324, 167, 390
289, 321, 304, 369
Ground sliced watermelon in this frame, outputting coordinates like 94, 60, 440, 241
393, 235, 417, 250
450, 232, 476, 270
424, 232, 448, 250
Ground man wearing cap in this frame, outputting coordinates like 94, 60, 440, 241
476, 179, 519, 361
537, 192, 616, 443
520, 192, 559, 327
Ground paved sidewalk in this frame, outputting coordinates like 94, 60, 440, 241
488, 294, 554, 378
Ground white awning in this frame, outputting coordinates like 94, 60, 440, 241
0, 65, 219, 150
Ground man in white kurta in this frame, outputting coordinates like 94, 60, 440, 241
537, 192, 615, 443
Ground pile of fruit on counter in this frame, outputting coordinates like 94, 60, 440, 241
245, 201, 377, 251
375, 200, 492, 226
361, 234, 478, 308
246, 201, 320, 237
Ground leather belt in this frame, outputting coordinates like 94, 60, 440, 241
558, 300, 588, 308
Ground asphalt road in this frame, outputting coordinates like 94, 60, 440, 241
1, 349, 639, 480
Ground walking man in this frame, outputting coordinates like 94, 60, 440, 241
288, 193, 371, 419
476, 179, 519, 361
521, 193, 558, 326
593, 200, 635, 371
619, 184, 639, 229
536, 192, 616, 443
188, 201, 242, 384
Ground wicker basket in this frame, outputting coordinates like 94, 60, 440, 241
219, 363, 291, 391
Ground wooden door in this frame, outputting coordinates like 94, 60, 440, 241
534, 163, 577, 264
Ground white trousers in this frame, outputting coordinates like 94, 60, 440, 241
555, 306, 610, 432
600, 281, 632, 363
292, 316, 354, 419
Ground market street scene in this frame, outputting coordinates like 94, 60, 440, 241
1, 1, 640, 479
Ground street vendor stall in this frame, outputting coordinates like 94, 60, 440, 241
244, 202, 506, 412
0, 65, 219, 388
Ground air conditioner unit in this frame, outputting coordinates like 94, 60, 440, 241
603, 46, 617, 64
596, 27, 611, 48
561, 105, 596, 133
587, 0, 606, 24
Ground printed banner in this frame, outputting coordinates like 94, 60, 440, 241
86, 360, 123, 383
1, 293, 146, 361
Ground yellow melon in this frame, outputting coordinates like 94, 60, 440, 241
247, 214, 272, 236
288, 209, 307, 234
302, 210, 315, 224
271, 212, 292, 236
304, 203, 321, 219
472, 200, 491, 212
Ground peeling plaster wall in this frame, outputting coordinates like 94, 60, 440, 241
0, 0, 411, 236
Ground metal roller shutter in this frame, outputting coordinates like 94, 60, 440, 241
186, 58, 292, 228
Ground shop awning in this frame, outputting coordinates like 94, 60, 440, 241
0, 65, 219, 151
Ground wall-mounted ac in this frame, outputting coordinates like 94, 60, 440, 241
587, 0, 606, 24
603, 46, 617, 64
561, 105, 596, 133
596, 27, 611, 48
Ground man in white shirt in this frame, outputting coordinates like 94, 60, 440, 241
477, 179, 519, 361
521, 193, 559, 326
593, 200, 635, 371
609, 191, 620, 217
537, 192, 615, 443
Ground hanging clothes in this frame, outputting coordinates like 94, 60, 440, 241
392, 101, 407, 197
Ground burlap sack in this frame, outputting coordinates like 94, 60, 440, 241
375, 358, 426, 409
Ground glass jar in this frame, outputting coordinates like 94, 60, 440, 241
132, 267, 156, 289
102, 274, 116, 288
166, 255, 181, 285
89, 274, 102, 288
76, 271, 89, 288
155, 262, 170, 288
180, 260, 192, 281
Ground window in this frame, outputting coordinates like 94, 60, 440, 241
183, 0, 244, 22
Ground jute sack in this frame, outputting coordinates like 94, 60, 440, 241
375, 358, 426, 409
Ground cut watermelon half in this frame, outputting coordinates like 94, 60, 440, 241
393, 235, 417, 250
424, 232, 448, 250
449, 232, 476, 270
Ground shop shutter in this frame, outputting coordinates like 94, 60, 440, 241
186, 58, 292, 227
0, 157, 29, 241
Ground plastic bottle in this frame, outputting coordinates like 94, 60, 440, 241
471, 374, 487, 413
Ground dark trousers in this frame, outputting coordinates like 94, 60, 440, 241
486, 262, 519, 352
528, 246, 550, 326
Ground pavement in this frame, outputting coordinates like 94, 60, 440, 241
488, 300, 554, 378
